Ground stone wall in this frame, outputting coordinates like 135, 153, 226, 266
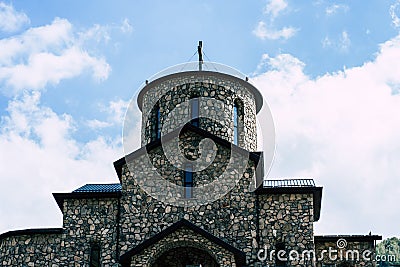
0, 232, 61, 266
119, 143, 316, 267
60, 197, 120, 266
127, 129, 254, 203
140, 72, 258, 151
119, 157, 260, 264
120, 126, 256, 264
256, 193, 316, 266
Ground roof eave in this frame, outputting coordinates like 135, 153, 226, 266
137, 70, 263, 113
113, 124, 263, 181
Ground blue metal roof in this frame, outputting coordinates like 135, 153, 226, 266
73, 183, 122, 193
263, 178, 315, 188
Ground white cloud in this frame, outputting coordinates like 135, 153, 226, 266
87, 119, 113, 129
120, 18, 133, 34
0, 2, 30, 33
86, 99, 130, 130
1, 47, 110, 90
322, 30, 351, 52
252, 33, 400, 238
390, 0, 400, 28
321, 36, 332, 48
255, 0, 297, 41
0, 11, 132, 234
339, 30, 351, 51
325, 4, 349, 15
107, 99, 130, 124
0, 92, 122, 233
253, 21, 298, 40
0, 18, 111, 94
78, 23, 111, 44
264, 0, 288, 19
254, 53, 306, 82
0, 18, 72, 65
78, 18, 133, 45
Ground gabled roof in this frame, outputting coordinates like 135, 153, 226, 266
113, 123, 264, 183
119, 219, 246, 267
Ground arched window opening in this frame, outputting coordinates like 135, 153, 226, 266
156, 105, 161, 139
90, 244, 101, 267
184, 163, 194, 198
233, 99, 243, 146
190, 96, 199, 127
233, 103, 239, 145
151, 103, 161, 142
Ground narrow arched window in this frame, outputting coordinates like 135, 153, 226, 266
233, 103, 239, 145
90, 244, 101, 267
190, 97, 199, 127
151, 103, 161, 142
233, 99, 243, 145
156, 105, 161, 139
184, 163, 193, 198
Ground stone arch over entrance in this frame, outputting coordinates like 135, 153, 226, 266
120, 219, 245, 267
151, 245, 219, 267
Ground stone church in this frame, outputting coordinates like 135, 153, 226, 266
0, 51, 381, 266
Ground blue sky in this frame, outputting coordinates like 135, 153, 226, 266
1, 0, 400, 239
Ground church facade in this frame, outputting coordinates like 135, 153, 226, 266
0, 62, 381, 267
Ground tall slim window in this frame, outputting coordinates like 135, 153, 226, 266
190, 97, 199, 127
90, 244, 100, 267
151, 104, 161, 141
156, 106, 161, 139
233, 99, 243, 146
184, 164, 193, 198
233, 103, 239, 145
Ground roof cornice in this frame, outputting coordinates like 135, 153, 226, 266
113, 123, 263, 181
137, 70, 263, 113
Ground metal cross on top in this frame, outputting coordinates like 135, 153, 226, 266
198, 41, 203, 71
